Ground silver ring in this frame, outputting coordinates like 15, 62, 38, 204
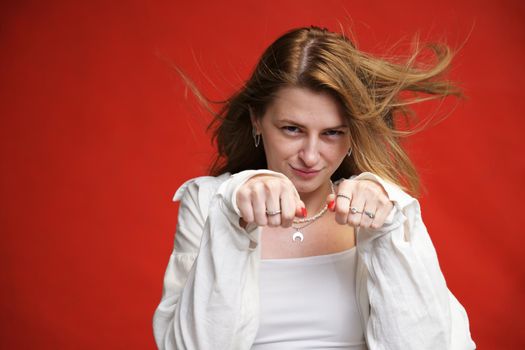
364, 210, 375, 219
336, 194, 352, 201
350, 207, 362, 214
265, 209, 281, 216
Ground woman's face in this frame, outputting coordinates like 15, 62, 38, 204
252, 86, 351, 195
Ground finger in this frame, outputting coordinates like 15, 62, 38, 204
236, 187, 254, 224
280, 186, 296, 228
265, 182, 282, 228
361, 201, 378, 229
295, 199, 306, 219
334, 180, 354, 225
370, 201, 394, 229
326, 193, 336, 211
347, 192, 366, 227
287, 181, 305, 219
251, 182, 268, 226
335, 196, 351, 225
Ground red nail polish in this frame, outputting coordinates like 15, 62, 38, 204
301, 207, 307, 217
328, 200, 335, 211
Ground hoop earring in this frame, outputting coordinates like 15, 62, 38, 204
347, 147, 352, 157
252, 127, 261, 148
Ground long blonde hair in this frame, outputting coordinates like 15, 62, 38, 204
182, 26, 462, 196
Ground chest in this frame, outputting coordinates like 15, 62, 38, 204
260, 212, 356, 259
253, 247, 366, 349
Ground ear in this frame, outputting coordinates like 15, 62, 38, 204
248, 106, 261, 132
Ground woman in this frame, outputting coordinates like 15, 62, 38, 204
153, 26, 476, 349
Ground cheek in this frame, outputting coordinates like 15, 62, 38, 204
332, 153, 348, 167
324, 142, 348, 159
266, 142, 297, 161
264, 144, 303, 171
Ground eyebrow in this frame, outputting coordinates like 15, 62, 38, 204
277, 118, 349, 130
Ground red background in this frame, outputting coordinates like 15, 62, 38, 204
1, 1, 524, 349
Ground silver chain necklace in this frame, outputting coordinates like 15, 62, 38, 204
291, 181, 334, 242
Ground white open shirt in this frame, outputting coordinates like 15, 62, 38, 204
153, 170, 476, 350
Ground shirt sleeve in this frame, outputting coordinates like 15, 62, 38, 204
152, 169, 287, 350
352, 172, 476, 350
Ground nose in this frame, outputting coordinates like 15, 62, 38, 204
299, 136, 320, 167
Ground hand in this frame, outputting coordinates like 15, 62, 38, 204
236, 175, 305, 228
327, 179, 394, 229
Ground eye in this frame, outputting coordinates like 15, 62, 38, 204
323, 129, 345, 137
281, 126, 301, 134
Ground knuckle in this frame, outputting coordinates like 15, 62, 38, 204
371, 222, 381, 229
282, 177, 294, 187
281, 182, 294, 196
264, 179, 280, 193
356, 180, 367, 190
364, 184, 377, 195
335, 215, 346, 225
281, 219, 292, 228
282, 212, 294, 222
252, 181, 264, 191
251, 186, 265, 200
335, 205, 348, 215
349, 217, 360, 226
237, 188, 250, 201
239, 208, 251, 219
338, 179, 353, 192
250, 181, 264, 193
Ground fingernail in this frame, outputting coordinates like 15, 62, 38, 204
328, 200, 335, 211
301, 207, 307, 217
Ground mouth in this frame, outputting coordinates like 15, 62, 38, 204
289, 165, 322, 178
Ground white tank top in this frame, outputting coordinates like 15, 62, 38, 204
252, 247, 367, 350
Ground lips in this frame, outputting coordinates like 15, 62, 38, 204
293, 167, 320, 173
290, 165, 321, 178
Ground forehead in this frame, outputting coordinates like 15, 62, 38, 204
266, 86, 347, 126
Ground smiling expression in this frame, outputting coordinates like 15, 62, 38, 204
252, 86, 351, 196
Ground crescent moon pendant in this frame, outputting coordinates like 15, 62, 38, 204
292, 231, 304, 242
